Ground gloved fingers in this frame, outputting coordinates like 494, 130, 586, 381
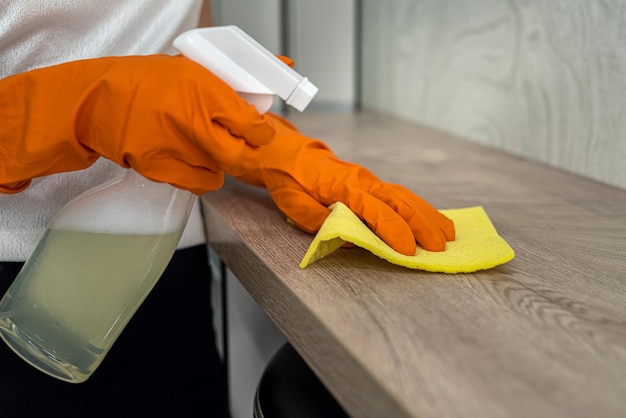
170, 55, 276, 147
371, 183, 455, 243
193, 123, 266, 177
268, 186, 332, 234
211, 107, 275, 147
1, 54, 274, 195
129, 153, 225, 195
194, 76, 275, 146
343, 191, 420, 256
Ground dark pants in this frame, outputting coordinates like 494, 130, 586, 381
0, 245, 229, 418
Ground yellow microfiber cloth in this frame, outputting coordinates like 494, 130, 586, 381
300, 203, 515, 273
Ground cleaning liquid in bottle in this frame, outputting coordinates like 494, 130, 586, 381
0, 25, 317, 383
0, 170, 194, 382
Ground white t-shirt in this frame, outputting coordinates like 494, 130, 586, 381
0, 0, 207, 261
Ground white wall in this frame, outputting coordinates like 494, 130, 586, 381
362, 0, 626, 190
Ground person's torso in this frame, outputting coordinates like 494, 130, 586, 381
0, 0, 204, 261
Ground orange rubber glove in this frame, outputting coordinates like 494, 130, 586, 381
235, 114, 455, 255
0, 55, 275, 195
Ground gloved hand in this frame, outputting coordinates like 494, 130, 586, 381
235, 114, 455, 255
0, 55, 275, 194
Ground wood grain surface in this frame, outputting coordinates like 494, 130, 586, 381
201, 111, 626, 418
361, 0, 626, 190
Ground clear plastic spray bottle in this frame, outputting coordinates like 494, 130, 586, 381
0, 25, 317, 383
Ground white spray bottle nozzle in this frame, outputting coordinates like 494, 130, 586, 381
173, 26, 318, 113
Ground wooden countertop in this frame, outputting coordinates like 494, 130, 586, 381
201, 110, 626, 418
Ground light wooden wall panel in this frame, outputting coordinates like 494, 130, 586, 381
362, 0, 626, 189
